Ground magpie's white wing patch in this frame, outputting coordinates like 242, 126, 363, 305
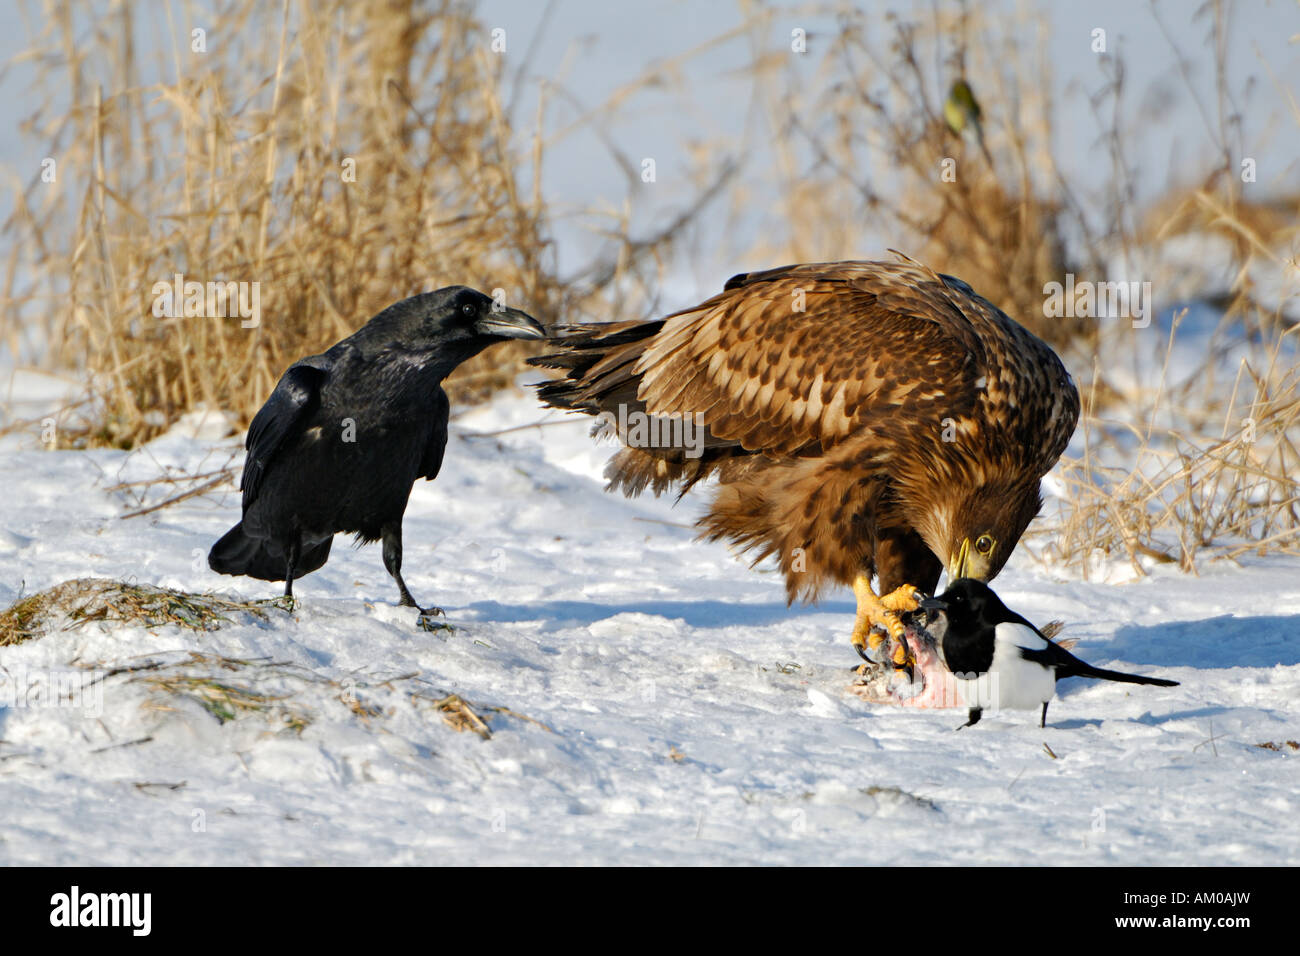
994, 621, 1050, 655
953, 622, 1056, 714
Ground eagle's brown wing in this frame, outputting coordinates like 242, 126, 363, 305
529, 258, 1078, 602
534, 261, 989, 487
635, 262, 988, 453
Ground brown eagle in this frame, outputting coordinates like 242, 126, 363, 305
528, 257, 1079, 670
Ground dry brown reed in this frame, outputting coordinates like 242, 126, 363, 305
1, 0, 724, 446
734, 1, 1083, 351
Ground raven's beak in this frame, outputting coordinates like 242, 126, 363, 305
476, 306, 546, 340
919, 597, 947, 614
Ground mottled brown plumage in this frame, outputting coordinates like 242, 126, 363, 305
530, 257, 1079, 616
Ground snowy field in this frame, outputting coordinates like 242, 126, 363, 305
0, 384, 1297, 866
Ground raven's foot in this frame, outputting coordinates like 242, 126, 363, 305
413, 606, 452, 632
274, 594, 299, 612
398, 590, 444, 618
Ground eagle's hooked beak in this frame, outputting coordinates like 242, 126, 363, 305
948, 537, 971, 583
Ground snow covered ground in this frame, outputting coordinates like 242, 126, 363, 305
0, 383, 1297, 866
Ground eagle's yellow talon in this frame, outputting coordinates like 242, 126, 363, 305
890, 640, 910, 668
879, 585, 923, 614
851, 574, 924, 668
866, 623, 889, 651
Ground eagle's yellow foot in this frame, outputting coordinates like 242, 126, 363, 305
850, 575, 924, 671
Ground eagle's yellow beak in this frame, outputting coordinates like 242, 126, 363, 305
949, 535, 997, 583
948, 537, 970, 583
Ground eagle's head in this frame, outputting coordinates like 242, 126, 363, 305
919, 477, 1045, 584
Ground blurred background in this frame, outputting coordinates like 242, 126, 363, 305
0, 0, 1297, 576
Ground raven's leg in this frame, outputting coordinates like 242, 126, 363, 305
284, 536, 301, 599
956, 707, 982, 730
381, 522, 443, 618
1040, 701, 1049, 729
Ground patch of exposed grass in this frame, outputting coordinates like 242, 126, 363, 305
0, 578, 281, 645
0, 591, 49, 646
413, 691, 493, 740
142, 672, 300, 729
860, 785, 939, 813
80, 649, 547, 741
1255, 740, 1299, 753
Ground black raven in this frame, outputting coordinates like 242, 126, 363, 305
209, 286, 545, 619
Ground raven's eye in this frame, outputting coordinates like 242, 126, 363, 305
460, 303, 476, 317
975, 534, 995, 555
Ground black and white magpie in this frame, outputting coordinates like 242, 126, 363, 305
912, 578, 1179, 729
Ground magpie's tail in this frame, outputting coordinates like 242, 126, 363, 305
1063, 662, 1179, 687
208, 522, 333, 582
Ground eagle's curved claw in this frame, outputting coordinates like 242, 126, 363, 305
850, 575, 926, 672
854, 624, 891, 664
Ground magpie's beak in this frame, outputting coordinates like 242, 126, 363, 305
910, 596, 950, 643
476, 306, 546, 340
901, 596, 947, 633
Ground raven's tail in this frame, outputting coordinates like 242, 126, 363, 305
208, 522, 333, 582
1063, 662, 1179, 687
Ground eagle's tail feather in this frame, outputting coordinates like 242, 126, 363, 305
528, 320, 665, 413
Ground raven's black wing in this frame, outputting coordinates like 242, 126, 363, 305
417, 387, 451, 481
242, 356, 332, 505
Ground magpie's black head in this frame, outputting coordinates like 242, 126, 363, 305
922, 577, 1019, 636
358, 286, 546, 356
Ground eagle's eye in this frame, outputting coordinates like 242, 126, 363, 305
975, 534, 995, 555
